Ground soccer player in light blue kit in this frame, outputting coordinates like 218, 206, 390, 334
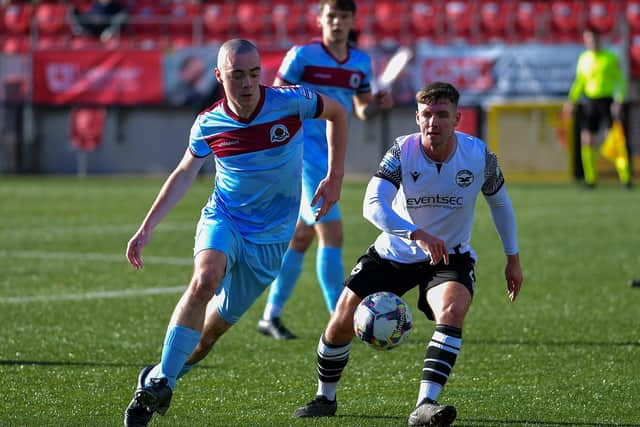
123, 39, 348, 427
257, 0, 394, 340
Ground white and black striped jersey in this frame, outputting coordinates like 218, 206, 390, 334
364, 130, 516, 264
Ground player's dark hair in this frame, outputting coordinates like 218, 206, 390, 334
584, 25, 602, 39
318, 0, 357, 14
416, 82, 460, 106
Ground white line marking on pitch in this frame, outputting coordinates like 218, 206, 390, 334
0, 250, 193, 266
0, 286, 186, 304
0, 221, 195, 237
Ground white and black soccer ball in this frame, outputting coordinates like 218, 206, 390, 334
353, 291, 413, 350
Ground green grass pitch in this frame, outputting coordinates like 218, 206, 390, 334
0, 176, 639, 426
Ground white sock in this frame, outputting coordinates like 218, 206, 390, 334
417, 380, 443, 405
317, 382, 338, 401
262, 302, 282, 320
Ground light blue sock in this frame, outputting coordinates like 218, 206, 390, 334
147, 362, 195, 387
155, 324, 201, 390
177, 363, 194, 379
264, 248, 304, 319
317, 246, 344, 312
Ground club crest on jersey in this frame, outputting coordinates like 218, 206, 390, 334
349, 73, 362, 89
456, 170, 474, 187
270, 124, 290, 143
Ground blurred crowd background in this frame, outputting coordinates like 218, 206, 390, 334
0, 0, 639, 179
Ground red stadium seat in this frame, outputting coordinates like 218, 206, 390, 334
134, 34, 169, 50
2, 35, 30, 54
271, 1, 305, 40
549, 0, 584, 42
353, 0, 373, 34
445, 0, 477, 43
3, 3, 32, 35
479, 0, 515, 42
304, 3, 320, 34
34, 3, 68, 36
627, 0, 640, 33
36, 34, 69, 50
72, 0, 93, 14
373, 1, 407, 38
236, 1, 268, 36
409, 1, 442, 40
586, 1, 618, 35
168, 34, 195, 48
514, 1, 547, 42
203, 3, 234, 39
167, 1, 200, 37
69, 34, 102, 50
131, 3, 167, 35
630, 32, 640, 78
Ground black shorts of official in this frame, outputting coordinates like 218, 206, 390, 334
580, 97, 614, 133
344, 246, 476, 321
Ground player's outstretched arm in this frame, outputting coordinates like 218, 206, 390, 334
312, 94, 348, 220
126, 149, 206, 269
484, 186, 523, 302
353, 90, 394, 120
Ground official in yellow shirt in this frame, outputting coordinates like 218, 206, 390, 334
563, 27, 629, 188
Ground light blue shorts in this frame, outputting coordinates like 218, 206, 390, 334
194, 214, 287, 324
299, 160, 342, 226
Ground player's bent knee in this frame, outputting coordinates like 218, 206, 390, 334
291, 226, 315, 250
324, 291, 359, 343
316, 221, 343, 247
188, 270, 222, 303
436, 303, 469, 326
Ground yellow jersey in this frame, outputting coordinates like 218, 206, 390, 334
568, 49, 626, 103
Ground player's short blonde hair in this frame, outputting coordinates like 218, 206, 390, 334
216, 39, 258, 70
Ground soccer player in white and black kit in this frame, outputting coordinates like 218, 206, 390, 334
293, 82, 523, 426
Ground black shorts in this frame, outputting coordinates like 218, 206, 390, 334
344, 246, 476, 320
580, 97, 613, 133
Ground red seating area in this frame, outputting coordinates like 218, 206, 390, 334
0, 0, 631, 53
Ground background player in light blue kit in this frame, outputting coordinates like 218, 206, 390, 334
123, 39, 348, 427
257, 0, 394, 340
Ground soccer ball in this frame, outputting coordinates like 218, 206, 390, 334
353, 291, 413, 350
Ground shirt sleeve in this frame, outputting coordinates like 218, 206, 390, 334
481, 148, 505, 196
363, 176, 419, 239
568, 52, 586, 103
188, 117, 212, 158
357, 51, 373, 94
484, 185, 519, 255
373, 141, 403, 189
291, 85, 323, 120
276, 46, 304, 85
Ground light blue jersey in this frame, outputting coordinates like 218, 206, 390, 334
277, 41, 372, 224
189, 84, 323, 244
